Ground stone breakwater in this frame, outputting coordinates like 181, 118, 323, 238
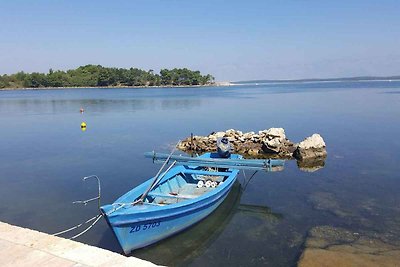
177, 128, 327, 170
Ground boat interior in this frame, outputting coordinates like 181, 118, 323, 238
144, 167, 230, 205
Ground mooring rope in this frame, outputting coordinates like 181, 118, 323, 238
52, 216, 96, 236
52, 175, 105, 239
70, 214, 103, 239
105, 202, 130, 215
104, 201, 142, 215
241, 169, 258, 192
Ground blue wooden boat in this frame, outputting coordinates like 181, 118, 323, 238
100, 152, 242, 254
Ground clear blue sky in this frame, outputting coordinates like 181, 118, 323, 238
1, 0, 400, 81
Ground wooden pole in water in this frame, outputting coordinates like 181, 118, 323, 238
190, 133, 194, 155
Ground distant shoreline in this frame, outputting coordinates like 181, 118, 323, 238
233, 76, 400, 84
232, 78, 400, 86
0, 81, 235, 91
2, 78, 399, 91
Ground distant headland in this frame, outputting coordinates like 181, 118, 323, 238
0, 65, 215, 90
233, 75, 400, 84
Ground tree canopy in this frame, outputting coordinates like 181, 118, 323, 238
0, 65, 215, 89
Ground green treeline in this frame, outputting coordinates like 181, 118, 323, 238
0, 65, 215, 89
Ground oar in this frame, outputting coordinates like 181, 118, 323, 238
136, 142, 180, 204
154, 159, 281, 171
150, 157, 285, 171
144, 152, 285, 168
149, 160, 177, 192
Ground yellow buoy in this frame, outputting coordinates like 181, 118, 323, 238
81, 122, 87, 128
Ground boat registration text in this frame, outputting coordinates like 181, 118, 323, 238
130, 222, 161, 233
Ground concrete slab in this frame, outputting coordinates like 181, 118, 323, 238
0, 221, 157, 267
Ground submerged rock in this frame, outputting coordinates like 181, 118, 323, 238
308, 191, 352, 218
298, 226, 400, 267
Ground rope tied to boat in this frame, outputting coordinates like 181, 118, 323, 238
241, 169, 259, 192
52, 175, 104, 239
52, 214, 103, 239
105, 202, 131, 215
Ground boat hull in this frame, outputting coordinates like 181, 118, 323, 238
101, 153, 240, 254
105, 189, 231, 254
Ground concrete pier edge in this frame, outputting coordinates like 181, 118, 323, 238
0, 221, 158, 266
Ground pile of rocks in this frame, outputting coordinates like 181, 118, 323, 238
178, 128, 326, 160
177, 128, 327, 166
177, 128, 295, 158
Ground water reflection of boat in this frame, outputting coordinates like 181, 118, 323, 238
132, 181, 282, 266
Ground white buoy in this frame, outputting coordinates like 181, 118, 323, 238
205, 180, 212, 188
211, 181, 217, 188
197, 181, 204, 188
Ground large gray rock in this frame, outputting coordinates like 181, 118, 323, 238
263, 138, 282, 153
293, 134, 327, 161
298, 133, 326, 149
261, 128, 296, 157
264, 128, 286, 140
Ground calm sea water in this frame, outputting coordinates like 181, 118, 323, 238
0, 81, 399, 266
